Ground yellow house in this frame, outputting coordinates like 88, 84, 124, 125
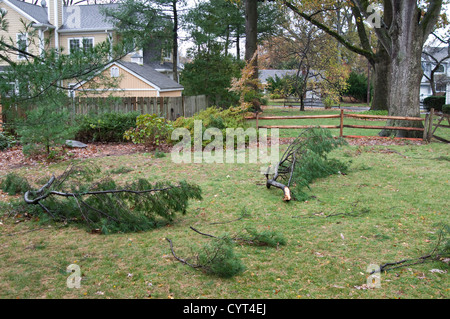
0, 0, 183, 98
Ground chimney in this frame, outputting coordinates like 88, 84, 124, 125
48, 0, 63, 28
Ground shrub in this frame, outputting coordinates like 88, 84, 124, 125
75, 112, 139, 143
0, 132, 16, 151
123, 114, 174, 149
442, 104, 450, 114
423, 96, 446, 112
0, 173, 30, 195
173, 106, 250, 147
343, 71, 371, 102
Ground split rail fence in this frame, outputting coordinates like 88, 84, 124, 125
247, 109, 448, 142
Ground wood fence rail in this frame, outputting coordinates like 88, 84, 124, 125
245, 109, 445, 142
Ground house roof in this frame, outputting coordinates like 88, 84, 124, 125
259, 69, 297, 84
4, 0, 50, 25
116, 61, 183, 91
422, 46, 450, 64
3, 0, 118, 30
59, 3, 119, 31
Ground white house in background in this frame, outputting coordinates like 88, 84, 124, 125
258, 69, 321, 100
420, 46, 450, 102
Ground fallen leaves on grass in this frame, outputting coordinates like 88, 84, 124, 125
0, 143, 147, 172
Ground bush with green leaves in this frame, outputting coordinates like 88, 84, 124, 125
0, 172, 30, 195
0, 131, 16, 151
180, 44, 242, 108
75, 112, 139, 143
173, 106, 250, 147
423, 96, 446, 112
442, 104, 450, 115
343, 71, 371, 102
123, 114, 174, 149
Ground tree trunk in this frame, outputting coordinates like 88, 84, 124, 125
172, 0, 179, 83
381, 1, 426, 138
245, 0, 258, 70
370, 44, 391, 111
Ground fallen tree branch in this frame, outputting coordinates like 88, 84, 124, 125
165, 238, 202, 269
20, 163, 202, 233
370, 229, 447, 274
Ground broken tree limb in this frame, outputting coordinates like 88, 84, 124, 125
266, 179, 291, 201
264, 127, 347, 201
165, 237, 202, 269
20, 163, 202, 233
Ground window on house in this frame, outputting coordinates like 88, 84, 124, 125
436, 83, 446, 92
82, 38, 94, 51
17, 33, 28, 60
68, 83, 77, 98
69, 39, 81, 53
435, 64, 445, 73
5, 82, 18, 97
110, 66, 120, 78
68, 38, 94, 54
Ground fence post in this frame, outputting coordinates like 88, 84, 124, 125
427, 108, 434, 142
340, 109, 344, 137
423, 113, 429, 141
256, 112, 259, 130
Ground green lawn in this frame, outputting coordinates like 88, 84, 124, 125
0, 139, 449, 299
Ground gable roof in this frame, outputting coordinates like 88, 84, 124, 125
2, 0, 118, 31
422, 46, 450, 64
116, 61, 183, 91
3, 0, 51, 25
59, 3, 119, 32
259, 70, 297, 84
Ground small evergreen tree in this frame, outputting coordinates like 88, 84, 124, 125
15, 92, 75, 157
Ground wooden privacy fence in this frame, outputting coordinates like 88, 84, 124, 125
0, 95, 210, 131
73, 95, 210, 120
246, 109, 447, 142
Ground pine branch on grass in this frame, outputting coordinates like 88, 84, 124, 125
265, 127, 349, 201
18, 163, 202, 234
